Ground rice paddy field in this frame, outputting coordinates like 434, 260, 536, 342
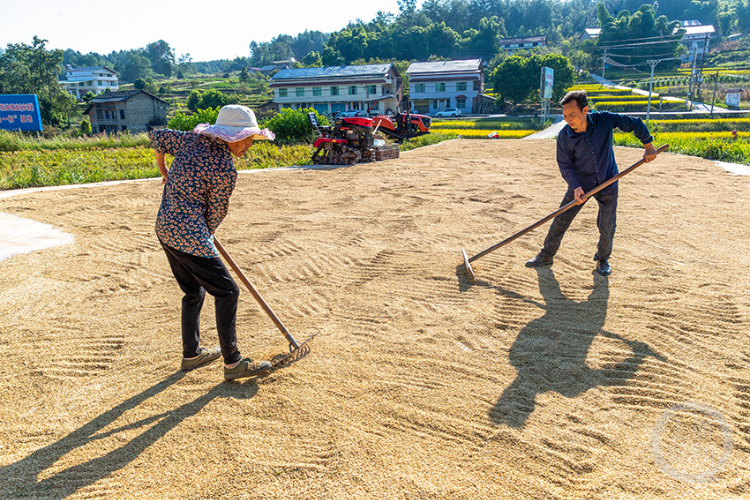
0, 132, 315, 190
429, 117, 547, 140
2, 110, 750, 193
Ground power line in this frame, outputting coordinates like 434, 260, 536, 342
582, 38, 684, 52
605, 51, 684, 59
593, 32, 685, 47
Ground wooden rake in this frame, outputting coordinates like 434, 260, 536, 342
461, 144, 670, 281
214, 237, 316, 368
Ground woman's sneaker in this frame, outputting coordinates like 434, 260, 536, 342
224, 358, 272, 381
181, 347, 221, 371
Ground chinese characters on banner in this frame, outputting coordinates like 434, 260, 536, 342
0, 95, 43, 132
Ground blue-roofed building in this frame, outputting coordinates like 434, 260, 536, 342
270, 64, 402, 115
406, 59, 484, 115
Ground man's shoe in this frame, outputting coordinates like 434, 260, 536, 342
181, 347, 221, 371
525, 253, 553, 268
224, 358, 272, 381
595, 259, 612, 277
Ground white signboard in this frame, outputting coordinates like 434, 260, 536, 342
541, 67, 554, 99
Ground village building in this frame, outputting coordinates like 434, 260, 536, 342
256, 58, 296, 76
58, 65, 119, 101
270, 64, 402, 115
498, 36, 547, 53
679, 21, 716, 63
406, 59, 484, 115
84, 90, 168, 134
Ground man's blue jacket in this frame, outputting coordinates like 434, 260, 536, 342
556, 111, 653, 195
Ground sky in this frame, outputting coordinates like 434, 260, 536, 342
0, 0, 416, 62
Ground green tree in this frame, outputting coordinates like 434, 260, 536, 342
239, 67, 250, 83
250, 71, 271, 95
122, 53, 152, 82
186, 89, 238, 111
492, 52, 576, 107
80, 119, 92, 135
596, 4, 683, 70
491, 54, 535, 106
143, 79, 159, 95
302, 51, 323, 67
264, 108, 328, 144
536, 53, 576, 102
168, 107, 220, 131
0, 36, 69, 125
187, 89, 203, 112
57, 92, 81, 127
134, 78, 146, 90
145, 40, 175, 76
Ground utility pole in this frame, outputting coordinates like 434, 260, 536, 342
601, 49, 607, 84
647, 59, 659, 120
696, 34, 710, 97
687, 45, 699, 111
710, 71, 719, 116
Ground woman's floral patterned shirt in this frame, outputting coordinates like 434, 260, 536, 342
149, 129, 236, 258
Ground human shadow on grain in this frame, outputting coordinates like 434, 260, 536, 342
0, 371, 258, 499
488, 268, 665, 428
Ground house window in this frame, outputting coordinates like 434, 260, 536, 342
120, 109, 125, 119
97, 109, 103, 119
367, 85, 376, 94
348, 85, 357, 95
296, 88, 305, 97
330, 86, 339, 96
436, 82, 446, 92
279, 88, 288, 97
473, 81, 480, 91
313, 87, 322, 96
98, 80, 103, 86
413, 83, 425, 93
457, 98, 466, 109
456, 82, 467, 91
431, 100, 439, 110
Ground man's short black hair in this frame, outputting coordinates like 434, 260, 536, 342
561, 90, 588, 110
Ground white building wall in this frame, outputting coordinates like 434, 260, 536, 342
409, 79, 480, 113
272, 82, 399, 114
60, 69, 119, 100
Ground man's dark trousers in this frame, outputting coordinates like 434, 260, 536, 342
539, 187, 618, 262
160, 241, 242, 364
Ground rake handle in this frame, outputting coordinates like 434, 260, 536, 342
468, 144, 669, 263
214, 237, 300, 349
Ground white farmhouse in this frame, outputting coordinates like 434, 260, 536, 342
406, 59, 484, 115
58, 66, 119, 100
270, 64, 402, 116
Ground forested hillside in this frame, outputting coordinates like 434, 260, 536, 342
250, 0, 749, 66
54, 0, 749, 82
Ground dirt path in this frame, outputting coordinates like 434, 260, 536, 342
0, 139, 748, 499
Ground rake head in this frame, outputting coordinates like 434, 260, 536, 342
268, 333, 318, 370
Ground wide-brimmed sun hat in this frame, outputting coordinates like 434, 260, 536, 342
194, 105, 275, 142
